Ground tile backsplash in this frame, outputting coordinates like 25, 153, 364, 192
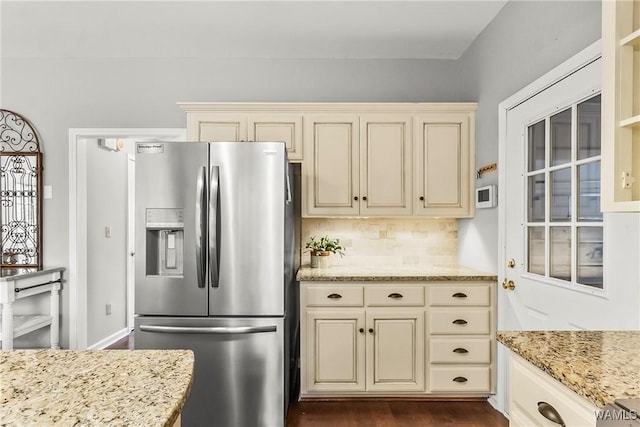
301, 218, 458, 266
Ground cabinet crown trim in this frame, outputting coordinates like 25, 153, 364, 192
178, 102, 478, 113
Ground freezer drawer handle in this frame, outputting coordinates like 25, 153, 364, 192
139, 324, 277, 334
327, 293, 342, 299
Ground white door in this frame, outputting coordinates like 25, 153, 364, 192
502, 58, 603, 332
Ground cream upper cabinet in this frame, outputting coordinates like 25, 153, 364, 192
414, 112, 474, 217
303, 114, 360, 216
360, 115, 413, 216
186, 113, 246, 142
302, 114, 412, 217
601, 0, 640, 212
247, 114, 303, 161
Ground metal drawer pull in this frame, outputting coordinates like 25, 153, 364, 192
452, 292, 467, 298
452, 319, 468, 325
327, 293, 342, 299
453, 348, 469, 354
537, 401, 566, 427
452, 376, 468, 383
388, 293, 404, 299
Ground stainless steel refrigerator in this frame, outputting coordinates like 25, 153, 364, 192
133, 141, 299, 427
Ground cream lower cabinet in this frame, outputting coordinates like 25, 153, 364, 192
509, 353, 597, 427
300, 280, 494, 398
302, 114, 412, 216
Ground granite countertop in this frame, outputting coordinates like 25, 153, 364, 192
296, 264, 497, 282
497, 331, 640, 408
0, 349, 194, 426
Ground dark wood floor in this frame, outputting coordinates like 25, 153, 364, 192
106, 334, 507, 426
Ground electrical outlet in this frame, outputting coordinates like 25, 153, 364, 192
105, 226, 111, 238
106, 304, 112, 315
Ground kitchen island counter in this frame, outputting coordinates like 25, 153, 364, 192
497, 330, 640, 407
0, 349, 194, 426
297, 264, 497, 282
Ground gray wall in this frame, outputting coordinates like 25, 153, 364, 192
86, 141, 128, 346
1, 2, 460, 348
456, 0, 603, 273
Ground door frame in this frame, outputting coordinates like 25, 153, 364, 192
494, 40, 601, 414
68, 128, 186, 349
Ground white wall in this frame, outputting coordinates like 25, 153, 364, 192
86, 140, 128, 346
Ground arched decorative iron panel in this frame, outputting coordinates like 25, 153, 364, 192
0, 109, 43, 268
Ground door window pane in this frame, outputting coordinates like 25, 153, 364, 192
577, 227, 603, 288
550, 227, 571, 281
578, 95, 601, 159
551, 168, 571, 221
527, 227, 545, 275
551, 108, 571, 166
578, 162, 602, 221
528, 120, 545, 171
528, 174, 545, 222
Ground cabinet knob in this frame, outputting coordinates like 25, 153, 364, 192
362, 196, 367, 201
537, 401, 565, 426
452, 319, 468, 325
327, 293, 342, 299
453, 348, 469, 354
368, 328, 374, 334
452, 292, 467, 298
354, 196, 359, 201
387, 293, 403, 299
359, 328, 365, 334
452, 376, 468, 383
419, 196, 425, 201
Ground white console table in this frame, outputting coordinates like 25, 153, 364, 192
0, 267, 64, 350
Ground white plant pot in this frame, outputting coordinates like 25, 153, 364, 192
310, 252, 331, 268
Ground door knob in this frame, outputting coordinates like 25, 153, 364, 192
502, 278, 515, 291
507, 258, 515, 268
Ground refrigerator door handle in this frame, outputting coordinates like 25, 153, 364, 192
195, 166, 207, 288
286, 170, 292, 204
209, 165, 220, 288
139, 324, 277, 334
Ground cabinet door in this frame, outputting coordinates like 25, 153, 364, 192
366, 310, 424, 391
247, 114, 303, 161
186, 113, 247, 142
360, 115, 412, 216
305, 310, 366, 392
414, 113, 473, 217
303, 115, 360, 216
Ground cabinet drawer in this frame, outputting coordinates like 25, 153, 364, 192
429, 309, 490, 335
429, 367, 490, 392
429, 284, 490, 306
510, 354, 597, 427
365, 286, 424, 307
430, 338, 491, 364
306, 286, 364, 307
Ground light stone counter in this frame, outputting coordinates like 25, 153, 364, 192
497, 331, 640, 407
296, 264, 497, 281
0, 349, 194, 426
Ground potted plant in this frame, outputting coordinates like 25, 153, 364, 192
304, 235, 345, 268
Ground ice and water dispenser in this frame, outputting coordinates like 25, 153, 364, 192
145, 208, 184, 277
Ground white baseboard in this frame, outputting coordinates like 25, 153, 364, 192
88, 328, 131, 350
